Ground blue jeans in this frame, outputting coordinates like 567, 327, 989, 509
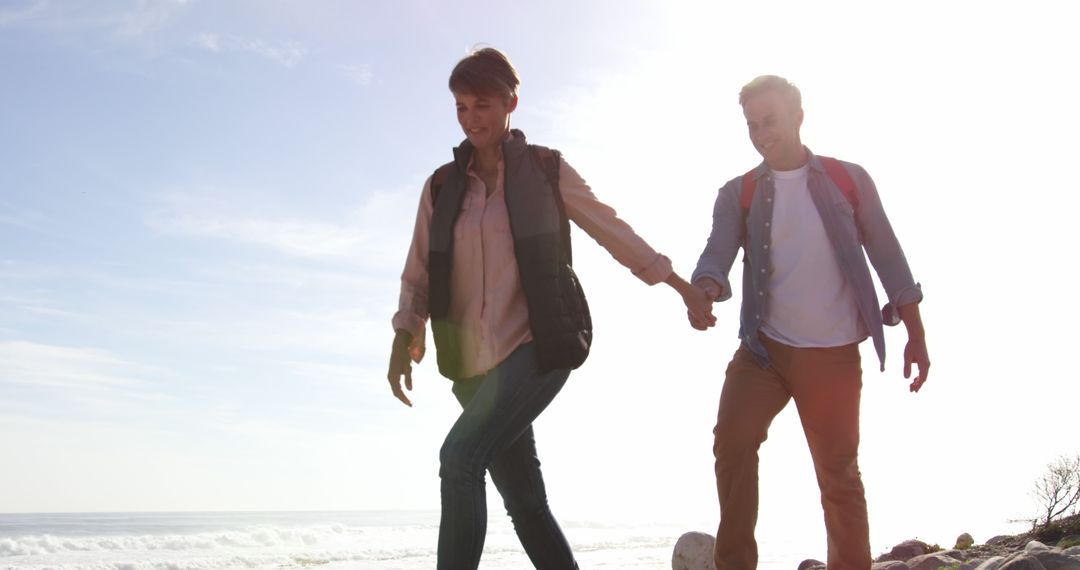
437, 343, 579, 570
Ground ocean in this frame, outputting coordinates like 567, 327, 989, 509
0, 510, 764, 569
0, 510, 810, 569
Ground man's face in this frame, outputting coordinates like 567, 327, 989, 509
742, 89, 804, 170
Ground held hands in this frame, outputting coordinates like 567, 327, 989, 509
681, 283, 717, 331
663, 273, 715, 331
685, 278, 721, 331
387, 329, 416, 407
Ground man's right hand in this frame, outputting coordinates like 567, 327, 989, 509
696, 277, 723, 301
687, 278, 723, 330
387, 329, 414, 407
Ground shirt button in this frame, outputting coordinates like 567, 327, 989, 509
766, 197, 773, 203
763, 244, 769, 250
765, 222, 770, 227
758, 291, 764, 296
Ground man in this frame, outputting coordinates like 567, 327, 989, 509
690, 75, 930, 570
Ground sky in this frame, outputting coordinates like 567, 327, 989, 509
2, 0, 1079, 557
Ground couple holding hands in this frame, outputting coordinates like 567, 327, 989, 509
387, 47, 930, 570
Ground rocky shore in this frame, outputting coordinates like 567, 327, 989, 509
672, 514, 1080, 570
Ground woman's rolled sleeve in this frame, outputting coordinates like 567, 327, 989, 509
391, 177, 435, 339
559, 158, 673, 286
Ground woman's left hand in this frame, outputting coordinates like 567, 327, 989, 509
682, 284, 716, 330
665, 273, 715, 330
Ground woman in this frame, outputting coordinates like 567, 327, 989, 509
387, 47, 713, 569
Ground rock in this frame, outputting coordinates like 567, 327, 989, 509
988, 536, 1013, 546
1062, 546, 1080, 556
957, 534, 976, 550
672, 531, 716, 570
1027, 542, 1052, 553
908, 552, 963, 570
999, 554, 1047, 570
1030, 551, 1080, 570
797, 559, 825, 570
880, 540, 931, 562
943, 549, 970, 561
1058, 536, 1080, 550
873, 561, 911, 570
974, 556, 1007, 570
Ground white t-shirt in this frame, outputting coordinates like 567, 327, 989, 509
760, 164, 867, 348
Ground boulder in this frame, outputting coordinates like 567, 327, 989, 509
672, 531, 716, 570
942, 549, 970, 561
974, 556, 1007, 570
1027, 542, 1052, 553
873, 561, 911, 570
908, 552, 964, 570
998, 555, 1047, 570
798, 559, 825, 570
1029, 551, 1080, 570
957, 534, 976, 550
880, 540, 931, 562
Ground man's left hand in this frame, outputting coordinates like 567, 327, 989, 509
904, 336, 930, 393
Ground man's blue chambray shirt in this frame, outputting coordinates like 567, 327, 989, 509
691, 149, 923, 371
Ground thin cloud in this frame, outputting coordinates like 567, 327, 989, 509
192, 33, 307, 67
194, 31, 220, 51
1, 0, 192, 43
0, 212, 37, 230
150, 213, 363, 258
0, 0, 49, 27
116, 0, 187, 38
339, 63, 374, 86
0, 340, 149, 391
145, 186, 418, 263
0, 293, 87, 320
240, 38, 305, 67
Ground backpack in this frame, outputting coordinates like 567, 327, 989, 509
740, 155, 858, 212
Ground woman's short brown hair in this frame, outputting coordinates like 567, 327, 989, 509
448, 47, 520, 102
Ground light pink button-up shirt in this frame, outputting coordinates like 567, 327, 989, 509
393, 148, 673, 379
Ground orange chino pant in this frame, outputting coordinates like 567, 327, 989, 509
713, 335, 871, 570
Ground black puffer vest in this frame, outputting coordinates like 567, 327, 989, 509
427, 130, 592, 380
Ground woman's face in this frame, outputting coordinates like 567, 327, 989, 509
454, 91, 517, 151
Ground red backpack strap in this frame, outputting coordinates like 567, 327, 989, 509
817, 156, 858, 209
739, 169, 757, 210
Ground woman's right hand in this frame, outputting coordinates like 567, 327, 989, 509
387, 329, 415, 407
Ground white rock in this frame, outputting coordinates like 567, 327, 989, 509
909, 553, 963, 570
873, 561, 911, 570
672, 531, 716, 570
1027, 541, 1051, 552
974, 556, 1007, 570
